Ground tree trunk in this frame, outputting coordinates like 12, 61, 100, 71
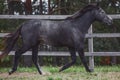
39, 0, 43, 14
24, 0, 32, 14
48, 0, 51, 14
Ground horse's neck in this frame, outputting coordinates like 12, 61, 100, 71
73, 12, 95, 34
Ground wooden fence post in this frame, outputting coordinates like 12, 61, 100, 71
88, 25, 94, 71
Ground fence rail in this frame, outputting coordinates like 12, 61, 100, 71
0, 51, 120, 56
0, 14, 120, 19
1, 33, 120, 38
0, 15, 68, 19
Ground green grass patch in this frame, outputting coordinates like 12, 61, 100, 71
0, 65, 120, 73
0, 66, 120, 80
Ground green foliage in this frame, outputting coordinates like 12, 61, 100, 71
47, 77, 54, 80
0, 0, 5, 14
0, 19, 25, 32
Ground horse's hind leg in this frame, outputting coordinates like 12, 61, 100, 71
59, 47, 76, 72
9, 43, 31, 75
32, 44, 43, 75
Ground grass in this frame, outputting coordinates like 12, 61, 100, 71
0, 65, 120, 80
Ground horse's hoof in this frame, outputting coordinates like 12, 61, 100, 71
41, 72, 51, 76
9, 71, 13, 75
59, 69, 62, 72
9, 69, 16, 75
59, 67, 64, 72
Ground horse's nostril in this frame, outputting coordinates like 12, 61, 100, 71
107, 20, 113, 25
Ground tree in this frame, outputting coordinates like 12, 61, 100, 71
24, 0, 32, 14
7, 0, 23, 14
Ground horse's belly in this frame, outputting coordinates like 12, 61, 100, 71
39, 37, 66, 47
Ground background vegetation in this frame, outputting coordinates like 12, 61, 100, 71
0, 0, 120, 67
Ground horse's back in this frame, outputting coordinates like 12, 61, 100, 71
20, 20, 62, 44
20, 19, 75, 47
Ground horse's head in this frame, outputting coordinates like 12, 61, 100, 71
93, 3, 113, 25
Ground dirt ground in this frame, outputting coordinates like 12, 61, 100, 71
0, 72, 120, 80
0, 71, 54, 79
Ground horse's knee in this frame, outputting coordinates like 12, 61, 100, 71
71, 54, 77, 64
32, 56, 37, 64
32, 58, 36, 64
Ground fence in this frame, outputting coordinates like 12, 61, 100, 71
0, 14, 120, 70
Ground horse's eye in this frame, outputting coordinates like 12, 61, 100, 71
99, 10, 104, 14
101, 11, 105, 14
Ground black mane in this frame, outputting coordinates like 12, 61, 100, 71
66, 3, 99, 20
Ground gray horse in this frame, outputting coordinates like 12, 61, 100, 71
0, 3, 113, 75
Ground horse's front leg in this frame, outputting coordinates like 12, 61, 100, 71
59, 47, 76, 72
78, 48, 93, 72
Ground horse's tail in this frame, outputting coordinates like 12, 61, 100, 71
0, 26, 22, 60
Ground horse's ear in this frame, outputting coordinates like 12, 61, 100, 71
96, 2, 100, 7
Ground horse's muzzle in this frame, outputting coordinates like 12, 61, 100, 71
105, 16, 113, 26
